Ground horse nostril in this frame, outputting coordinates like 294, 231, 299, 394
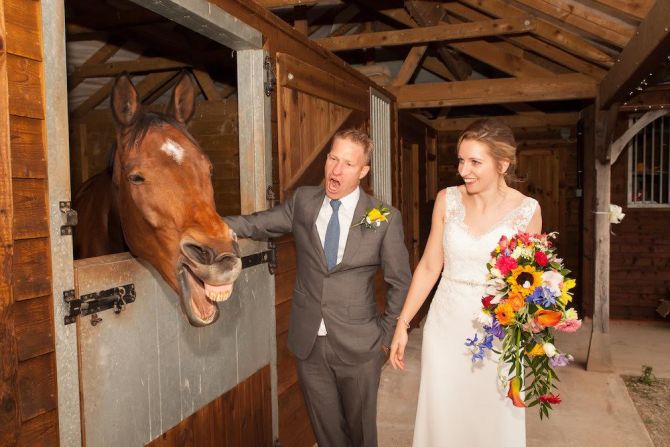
183, 243, 216, 265
215, 253, 240, 270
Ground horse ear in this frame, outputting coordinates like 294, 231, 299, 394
111, 74, 140, 127
166, 71, 196, 124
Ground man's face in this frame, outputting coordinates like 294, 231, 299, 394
324, 137, 370, 199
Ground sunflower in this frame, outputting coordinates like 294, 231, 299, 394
495, 302, 516, 326
507, 265, 543, 297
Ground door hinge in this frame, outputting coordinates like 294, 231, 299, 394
59, 201, 78, 235
63, 284, 136, 325
264, 55, 275, 97
241, 241, 277, 275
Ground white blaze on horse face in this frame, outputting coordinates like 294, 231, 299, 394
161, 139, 185, 164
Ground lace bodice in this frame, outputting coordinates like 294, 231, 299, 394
442, 186, 538, 286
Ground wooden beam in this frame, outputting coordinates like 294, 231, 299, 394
405, 1, 471, 81
68, 41, 125, 91
421, 56, 457, 81
390, 45, 427, 86
428, 112, 579, 131
390, 73, 596, 108
620, 86, 670, 112
444, 2, 608, 80
71, 57, 191, 79
315, 17, 536, 51
193, 69, 222, 101
610, 110, 669, 165
459, 0, 614, 66
293, 5, 310, 34
139, 71, 182, 105
599, 1, 670, 109
255, 0, 318, 7
449, 39, 555, 77
512, 0, 635, 48
588, 0, 654, 21
70, 80, 114, 120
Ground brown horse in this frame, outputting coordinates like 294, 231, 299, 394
73, 72, 241, 327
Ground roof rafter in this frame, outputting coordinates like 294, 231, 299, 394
315, 17, 536, 51
389, 73, 596, 108
425, 111, 580, 131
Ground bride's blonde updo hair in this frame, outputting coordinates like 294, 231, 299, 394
457, 118, 519, 182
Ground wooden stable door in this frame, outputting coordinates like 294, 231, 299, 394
400, 141, 420, 269
274, 52, 370, 447
516, 149, 560, 233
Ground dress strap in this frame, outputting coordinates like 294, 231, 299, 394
444, 187, 462, 223
507, 197, 539, 232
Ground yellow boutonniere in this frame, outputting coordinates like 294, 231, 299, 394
353, 204, 390, 230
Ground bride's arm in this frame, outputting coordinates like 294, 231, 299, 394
389, 188, 446, 369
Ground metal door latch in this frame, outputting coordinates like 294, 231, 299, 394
59, 201, 78, 235
241, 241, 277, 275
63, 284, 136, 325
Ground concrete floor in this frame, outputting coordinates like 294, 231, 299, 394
377, 318, 670, 447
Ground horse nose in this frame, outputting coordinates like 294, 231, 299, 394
181, 241, 217, 265
216, 252, 240, 270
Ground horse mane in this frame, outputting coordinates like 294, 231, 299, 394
126, 112, 199, 151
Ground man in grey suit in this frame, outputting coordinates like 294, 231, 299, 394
225, 129, 411, 447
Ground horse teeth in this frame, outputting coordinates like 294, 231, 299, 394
205, 289, 232, 302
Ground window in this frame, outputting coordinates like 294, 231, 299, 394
370, 89, 392, 204
628, 114, 670, 207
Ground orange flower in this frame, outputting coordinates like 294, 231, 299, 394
495, 302, 516, 326
534, 309, 562, 327
507, 377, 526, 407
508, 291, 525, 312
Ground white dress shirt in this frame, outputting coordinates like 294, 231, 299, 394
315, 187, 360, 335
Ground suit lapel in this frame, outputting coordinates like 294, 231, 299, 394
307, 188, 328, 270
334, 189, 370, 272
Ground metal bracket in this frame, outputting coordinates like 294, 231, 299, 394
266, 185, 277, 207
263, 55, 275, 97
241, 241, 277, 275
59, 201, 78, 235
64, 283, 136, 325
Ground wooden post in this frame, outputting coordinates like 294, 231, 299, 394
586, 102, 617, 372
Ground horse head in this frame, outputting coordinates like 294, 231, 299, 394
110, 72, 241, 326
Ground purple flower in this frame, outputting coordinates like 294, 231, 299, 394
527, 286, 557, 307
549, 353, 573, 368
465, 334, 478, 347
484, 319, 505, 339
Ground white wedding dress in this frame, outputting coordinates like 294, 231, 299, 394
413, 186, 538, 447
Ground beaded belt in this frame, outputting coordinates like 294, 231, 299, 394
442, 275, 487, 288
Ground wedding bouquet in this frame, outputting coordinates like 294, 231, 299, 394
465, 232, 581, 419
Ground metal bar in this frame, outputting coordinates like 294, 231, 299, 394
652, 120, 656, 203
633, 122, 638, 203
661, 117, 665, 203
643, 125, 647, 202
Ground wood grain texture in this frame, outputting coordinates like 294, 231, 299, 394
17, 352, 57, 422
17, 408, 59, 447
10, 115, 45, 179
7, 54, 43, 119
3, 0, 42, 61
146, 365, 272, 447
11, 238, 51, 301
13, 295, 54, 362
12, 178, 48, 239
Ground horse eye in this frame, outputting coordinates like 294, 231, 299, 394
128, 174, 145, 185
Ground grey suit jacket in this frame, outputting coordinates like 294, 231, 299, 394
224, 186, 411, 364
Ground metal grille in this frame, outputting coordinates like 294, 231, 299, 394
370, 89, 392, 204
628, 115, 670, 207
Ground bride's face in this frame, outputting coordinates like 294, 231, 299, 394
457, 139, 508, 193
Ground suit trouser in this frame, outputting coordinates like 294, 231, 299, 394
296, 336, 386, 447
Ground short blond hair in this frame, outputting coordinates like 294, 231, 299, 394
333, 128, 374, 164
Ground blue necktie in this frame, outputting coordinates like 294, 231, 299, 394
324, 199, 341, 270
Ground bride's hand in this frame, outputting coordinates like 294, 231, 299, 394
390, 326, 408, 370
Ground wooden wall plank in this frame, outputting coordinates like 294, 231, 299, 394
14, 295, 54, 362
278, 381, 315, 447
10, 115, 45, 179
17, 409, 59, 447
147, 366, 272, 447
12, 238, 51, 301
17, 352, 57, 422
3, 0, 42, 61
12, 178, 48, 239
7, 54, 43, 119
0, 3, 20, 442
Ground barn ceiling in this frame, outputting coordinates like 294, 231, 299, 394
260, 0, 667, 125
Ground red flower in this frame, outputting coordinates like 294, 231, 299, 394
498, 235, 509, 250
481, 295, 494, 308
534, 251, 548, 267
539, 394, 562, 404
496, 256, 518, 276
517, 232, 532, 245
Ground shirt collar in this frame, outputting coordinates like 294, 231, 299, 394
327, 186, 360, 212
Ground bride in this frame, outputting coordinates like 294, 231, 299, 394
390, 118, 542, 446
